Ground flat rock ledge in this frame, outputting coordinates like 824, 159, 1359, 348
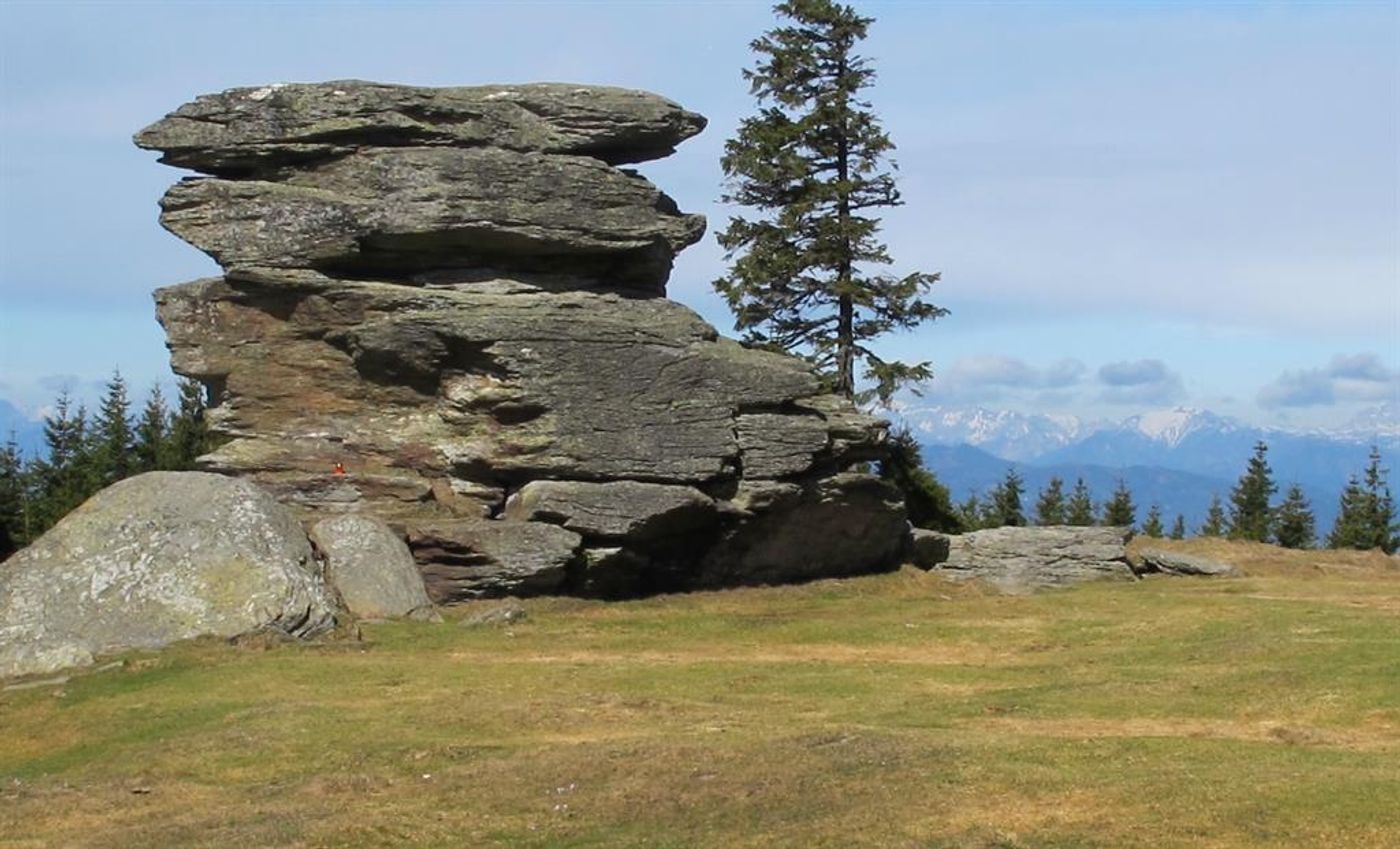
934, 526, 1136, 594
1133, 546, 1240, 577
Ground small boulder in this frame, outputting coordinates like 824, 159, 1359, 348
0, 472, 336, 678
308, 514, 433, 619
908, 528, 952, 570
461, 599, 528, 627
1135, 547, 1240, 577
502, 479, 717, 543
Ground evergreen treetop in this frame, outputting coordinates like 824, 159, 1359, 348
1272, 483, 1316, 550
1034, 476, 1066, 526
1101, 479, 1135, 527
1199, 493, 1227, 537
1065, 477, 1095, 526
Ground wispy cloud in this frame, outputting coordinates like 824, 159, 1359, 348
1257, 353, 1400, 408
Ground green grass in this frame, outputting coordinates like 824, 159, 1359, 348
1, 540, 1397, 848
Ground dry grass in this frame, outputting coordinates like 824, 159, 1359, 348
2, 540, 1398, 848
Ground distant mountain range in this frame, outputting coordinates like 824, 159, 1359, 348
899, 404, 1400, 534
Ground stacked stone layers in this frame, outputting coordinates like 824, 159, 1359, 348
139, 81, 907, 600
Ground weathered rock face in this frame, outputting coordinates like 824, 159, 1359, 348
936, 526, 1135, 593
139, 81, 907, 600
0, 473, 336, 678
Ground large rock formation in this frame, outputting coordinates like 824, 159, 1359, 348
138, 81, 907, 601
0, 473, 336, 678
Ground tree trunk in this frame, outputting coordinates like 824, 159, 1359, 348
835, 53, 854, 398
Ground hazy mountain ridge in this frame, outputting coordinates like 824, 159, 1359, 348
903, 404, 1400, 533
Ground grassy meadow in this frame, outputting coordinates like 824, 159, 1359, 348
2, 539, 1397, 848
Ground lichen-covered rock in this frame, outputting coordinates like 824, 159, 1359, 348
0, 472, 335, 678
136, 81, 707, 175
937, 526, 1135, 593
308, 514, 433, 618
1134, 546, 1240, 577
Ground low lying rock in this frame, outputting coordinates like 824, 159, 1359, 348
308, 514, 433, 618
908, 528, 952, 570
938, 525, 1134, 593
460, 599, 528, 627
0, 472, 336, 678
502, 479, 716, 542
1135, 547, 1240, 577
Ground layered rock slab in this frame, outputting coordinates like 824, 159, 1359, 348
136, 80, 707, 174
0, 473, 336, 678
936, 526, 1135, 594
159, 149, 705, 289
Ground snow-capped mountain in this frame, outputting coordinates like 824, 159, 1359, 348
904, 403, 1400, 533
896, 405, 1095, 462
1121, 407, 1238, 447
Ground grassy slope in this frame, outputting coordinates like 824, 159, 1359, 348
1, 540, 1397, 849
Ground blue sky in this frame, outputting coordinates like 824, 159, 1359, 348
1, 0, 1396, 432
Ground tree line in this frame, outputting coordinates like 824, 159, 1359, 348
911, 439, 1396, 553
0, 371, 217, 558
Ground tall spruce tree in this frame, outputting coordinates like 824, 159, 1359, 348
1327, 447, 1398, 553
169, 378, 212, 470
716, 0, 946, 402
134, 383, 172, 472
878, 426, 961, 532
1065, 478, 1095, 526
92, 370, 135, 486
1101, 479, 1135, 527
1034, 476, 1066, 525
1141, 504, 1165, 538
1272, 483, 1316, 550
1199, 494, 1227, 537
1227, 441, 1276, 542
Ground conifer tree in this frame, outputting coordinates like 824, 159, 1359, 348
984, 467, 1026, 528
716, 0, 946, 402
1169, 514, 1186, 540
1141, 504, 1164, 538
878, 426, 962, 532
1327, 447, 1398, 553
1272, 483, 1316, 550
1199, 494, 1227, 537
91, 370, 135, 486
30, 392, 97, 531
1065, 477, 1095, 526
134, 383, 172, 472
1227, 440, 1276, 542
1034, 476, 1066, 525
169, 378, 212, 470
0, 434, 24, 557
1101, 479, 1135, 527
